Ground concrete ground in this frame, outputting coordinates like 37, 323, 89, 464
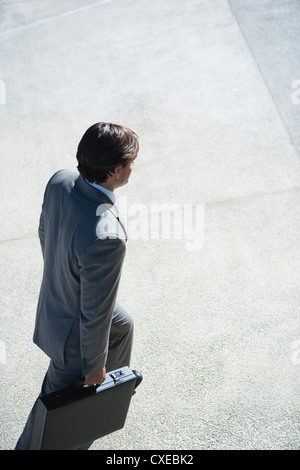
0, 0, 300, 450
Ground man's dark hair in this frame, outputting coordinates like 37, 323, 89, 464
76, 122, 139, 184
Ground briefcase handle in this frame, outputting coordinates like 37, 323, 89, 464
75, 377, 99, 390
75, 369, 142, 391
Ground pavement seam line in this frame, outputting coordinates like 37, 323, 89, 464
0, 0, 116, 37
227, 0, 300, 160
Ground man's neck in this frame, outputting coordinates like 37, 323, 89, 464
100, 181, 115, 192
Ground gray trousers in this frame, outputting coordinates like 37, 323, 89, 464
15, 303, 133, 450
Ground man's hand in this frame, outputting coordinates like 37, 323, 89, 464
83, 367, 106, 386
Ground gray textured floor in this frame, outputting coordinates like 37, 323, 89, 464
0, 0, 300, 450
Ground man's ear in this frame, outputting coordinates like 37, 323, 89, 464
113, 165, 122, 179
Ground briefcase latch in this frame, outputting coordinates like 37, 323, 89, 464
110, 370, 124, 384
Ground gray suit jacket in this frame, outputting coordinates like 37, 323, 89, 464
33, 169, 127, 375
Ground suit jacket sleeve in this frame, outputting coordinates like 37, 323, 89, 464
78, 237, 126, 376
38, 209, 45, 258
38, 181, 51, 259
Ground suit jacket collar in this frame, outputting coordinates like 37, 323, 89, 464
76, 174, 115, 206
84, 179, 116, 204
76, 174, 123, 228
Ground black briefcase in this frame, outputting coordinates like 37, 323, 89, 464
30, 366, 142, 450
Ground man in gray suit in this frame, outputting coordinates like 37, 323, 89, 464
15, 122, 139, 450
